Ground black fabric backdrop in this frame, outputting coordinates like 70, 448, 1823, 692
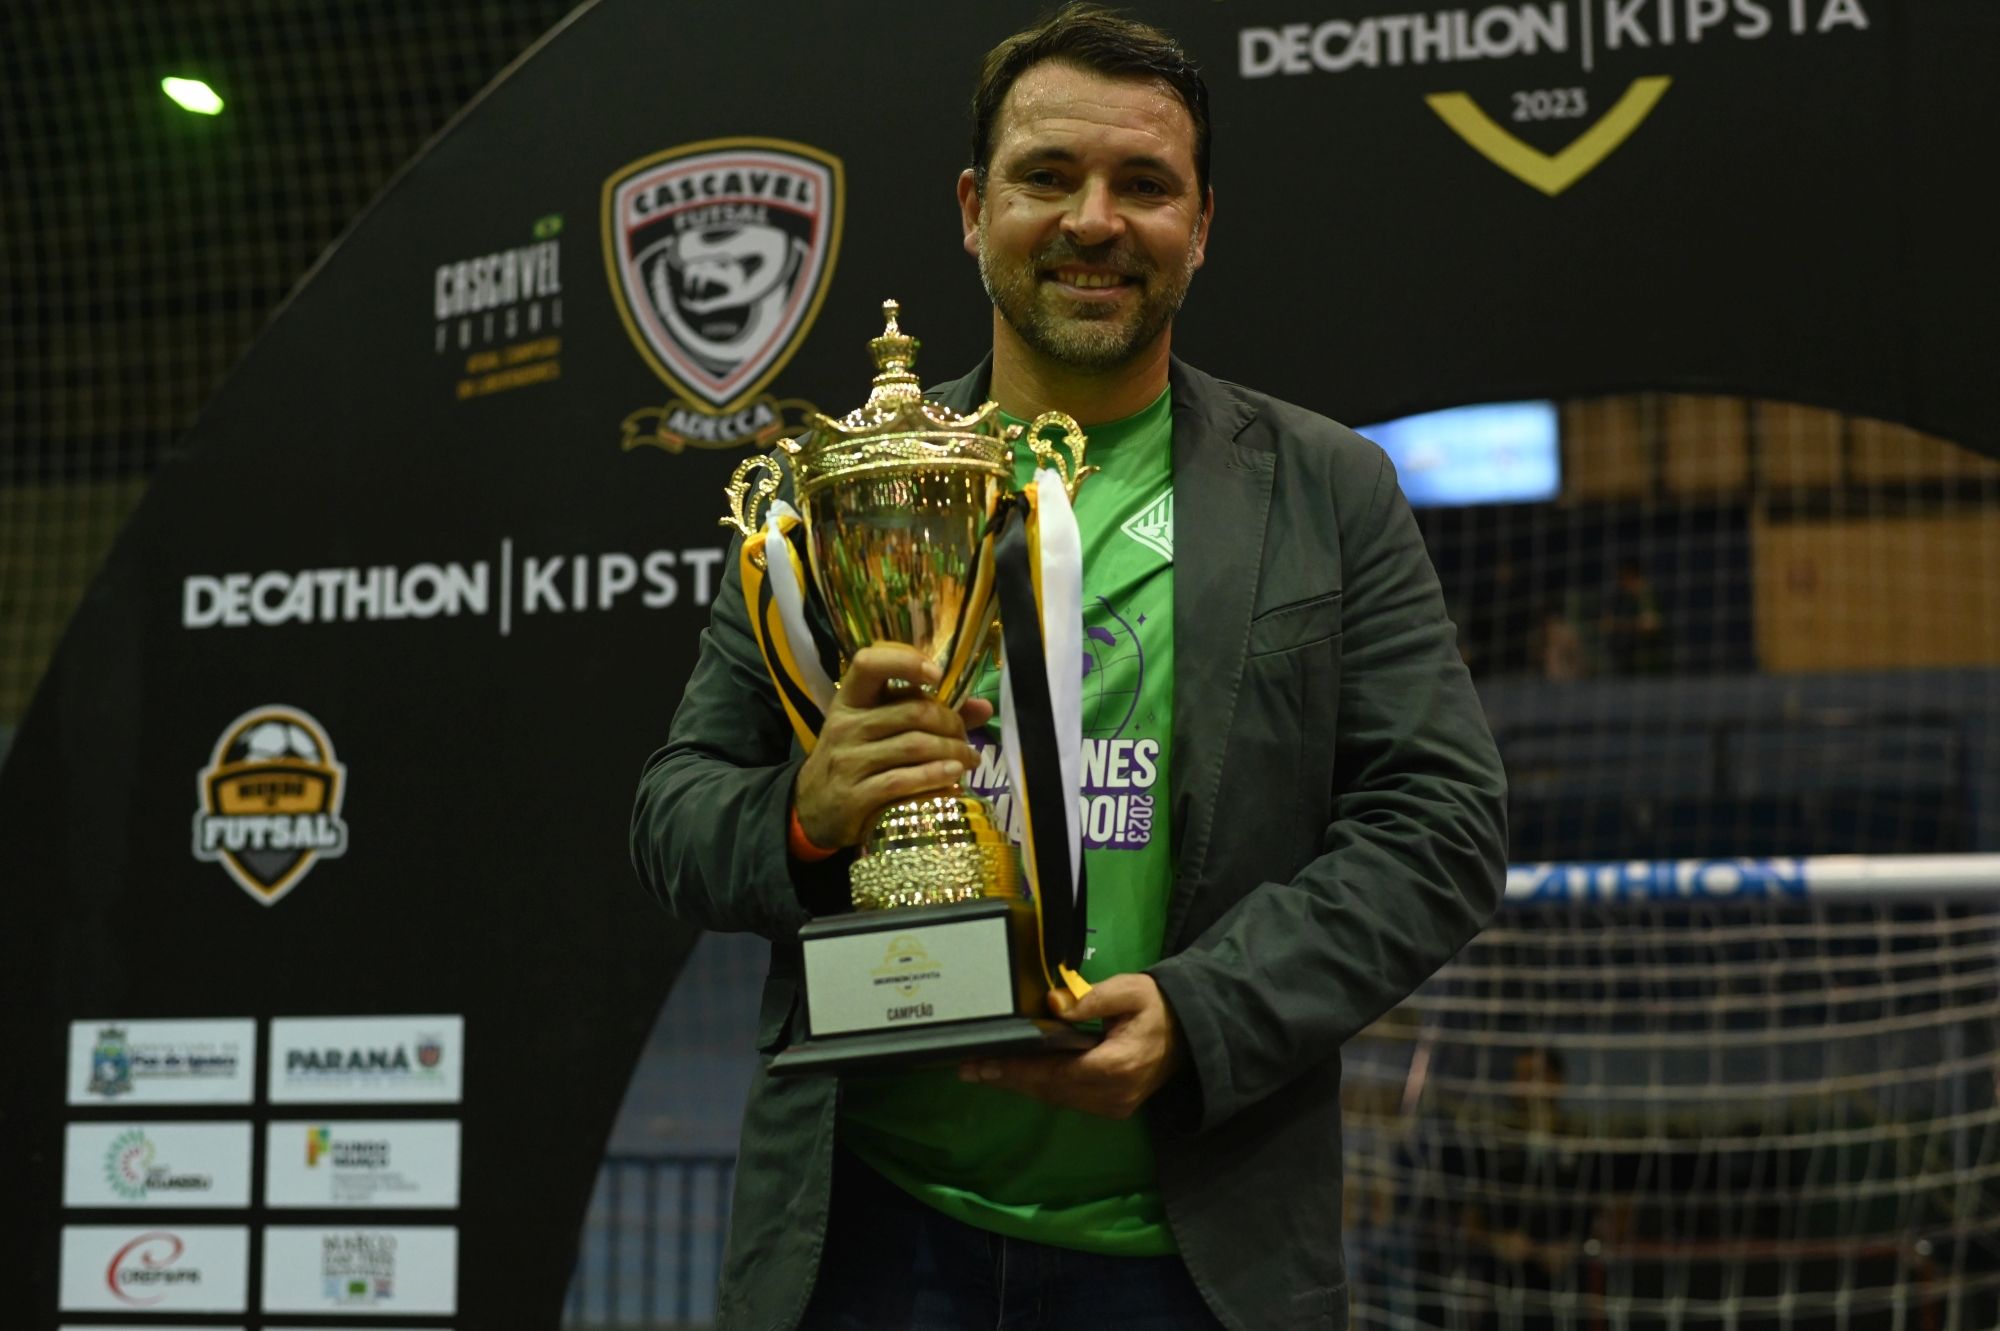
3, 0, 1993, 1322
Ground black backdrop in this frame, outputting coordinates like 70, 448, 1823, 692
4, 0, 1994, 1322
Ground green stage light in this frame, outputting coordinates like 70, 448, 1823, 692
162, 77, 224, 116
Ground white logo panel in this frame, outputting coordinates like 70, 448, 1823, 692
64, 1123, 252, 1208
261, 1226, 458, 1315
67, 1018, 255, 1105
265, 1120, 461, 1208
59, 1225, 249, 1313
804, 915, 1015, 1036
268, 1015, 463, 1104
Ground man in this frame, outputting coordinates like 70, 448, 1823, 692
630, 7, 1507, 1328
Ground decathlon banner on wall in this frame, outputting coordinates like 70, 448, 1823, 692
2, 0, 1993, 1322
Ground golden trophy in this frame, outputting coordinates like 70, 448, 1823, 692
721, 299, 1095, 1074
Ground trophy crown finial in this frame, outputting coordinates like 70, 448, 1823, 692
793, 297, 1010, 485
866, 298, 922, 405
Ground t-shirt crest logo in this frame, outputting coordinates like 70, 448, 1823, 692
1120, 489, 1174, 562
192, 705, 349, 907
603, 138, 843, 452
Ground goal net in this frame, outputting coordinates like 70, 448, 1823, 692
1345, 856, 2000, 1331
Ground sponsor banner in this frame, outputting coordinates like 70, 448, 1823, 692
179, 539, 728, 635
1506, 857, 1813, 901
59, 1225, 249, 1313
67, 1019, 256, 1106
192, 705, 348, 906
269, 1015, 464, 1104
261, 1226, 459, 1315
265, 1120, 462, 1209
64, 1122, 253, 1208
1236, 1, 1876, 197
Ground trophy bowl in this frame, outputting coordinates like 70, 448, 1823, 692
792, 406, 1019, 910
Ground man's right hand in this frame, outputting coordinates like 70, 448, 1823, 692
793, 644, 992, 850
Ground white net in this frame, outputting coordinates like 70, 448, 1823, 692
1346, 862, 2000, 1331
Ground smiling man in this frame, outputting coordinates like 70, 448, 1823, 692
630, 6, 1507, 1329
967, 58, 1209, 396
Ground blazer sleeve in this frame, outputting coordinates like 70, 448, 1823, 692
1149, 446, 1507, 1133
629, 532, 853, 940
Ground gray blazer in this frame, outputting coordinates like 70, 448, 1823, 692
630, 355, 1508, 1330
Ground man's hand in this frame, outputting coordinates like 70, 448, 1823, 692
794, 644, 994, 850
957, 973, 1183, 1120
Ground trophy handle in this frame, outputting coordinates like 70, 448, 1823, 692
1022, 411, 1098, 501
719, 450, 792, 564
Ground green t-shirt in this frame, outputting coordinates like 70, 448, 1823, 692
839, 386, 1178, 1255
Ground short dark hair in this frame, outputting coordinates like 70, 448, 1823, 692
970, 3, 1211, 201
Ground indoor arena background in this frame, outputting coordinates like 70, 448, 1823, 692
4, 2, 1996, 1327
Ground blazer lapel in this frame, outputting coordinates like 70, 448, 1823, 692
1164, 359, 1272, 949
924, 356, 992, 414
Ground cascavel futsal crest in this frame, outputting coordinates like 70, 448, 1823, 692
191, 705, 350, 906
604, 138, 843, 451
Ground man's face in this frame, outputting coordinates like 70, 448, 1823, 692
959, 61, 1212, 373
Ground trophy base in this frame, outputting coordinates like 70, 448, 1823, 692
768, 897, 1098, 1078
768, 1015, 1095, 1077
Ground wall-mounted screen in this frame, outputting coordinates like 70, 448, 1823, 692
1358, 400, 1561, 508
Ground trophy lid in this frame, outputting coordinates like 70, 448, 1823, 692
784, 299, 1009, 494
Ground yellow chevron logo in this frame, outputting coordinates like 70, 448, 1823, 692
1425, 77, 1672, 197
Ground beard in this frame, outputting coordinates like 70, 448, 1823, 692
977, 219, 1200, 373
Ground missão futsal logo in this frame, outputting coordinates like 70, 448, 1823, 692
192, 705, 349, 906
603, 137, 842, 451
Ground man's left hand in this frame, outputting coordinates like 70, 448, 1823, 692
958, 973, 1183, 1120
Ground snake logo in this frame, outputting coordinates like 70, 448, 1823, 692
603, 138, 843, 424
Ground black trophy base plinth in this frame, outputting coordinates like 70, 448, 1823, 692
768, 1014, 1096, 1077
766, 897, 1099, 1077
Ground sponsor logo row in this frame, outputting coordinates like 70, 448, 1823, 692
72, 1015, 464, 1105
180, 541, 729, 631
65, 1120, 460, 1209
1237, 0, 1873, 79
60, 1224, 455, 1315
